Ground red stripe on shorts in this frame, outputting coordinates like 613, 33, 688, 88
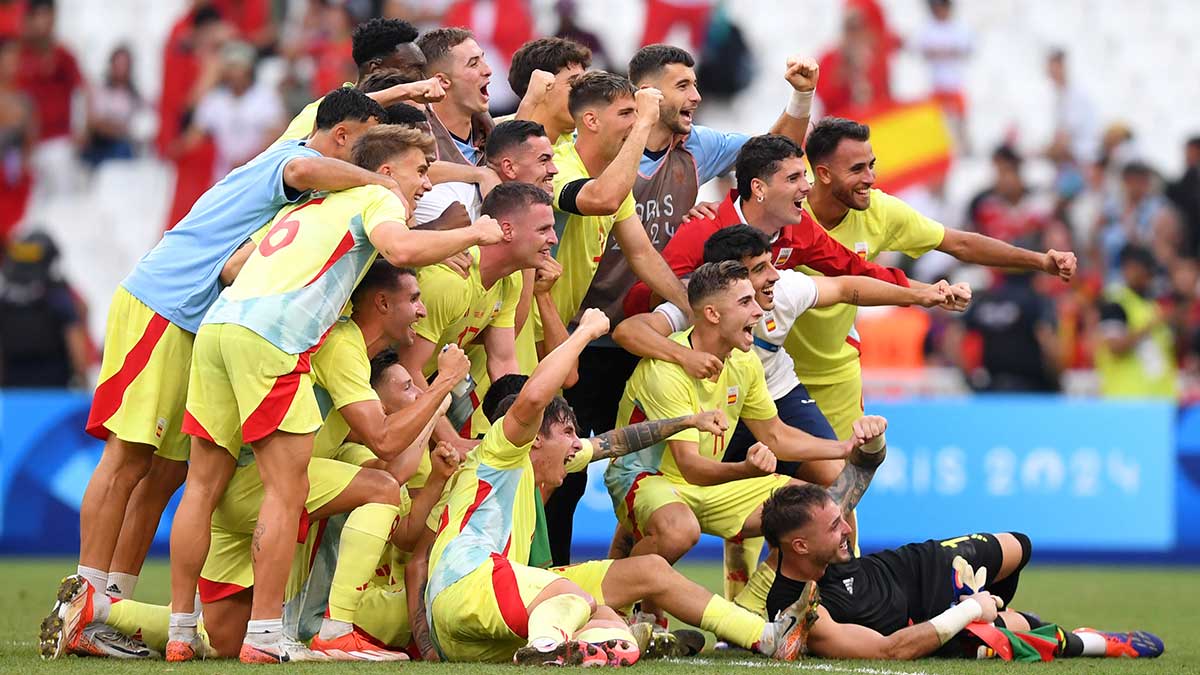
489, 553, 529, 638
623, 471, 658, 540
304, 230, 356, 287
198, 577, 249, 604
181, 410, 215, 442
85, 313, 171, 440
240, 341, 318, 444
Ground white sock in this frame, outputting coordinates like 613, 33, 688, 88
168, 612, 199, 643
77, 565, 108, 598
528, 636, 559, 652
1077, 630, 1108, 657
91, 594, 113, 624
318, 618, 353, 641
245, 618, 283, 648
106, 572, 139, 599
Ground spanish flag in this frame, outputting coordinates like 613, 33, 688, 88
827, 98, 954, 192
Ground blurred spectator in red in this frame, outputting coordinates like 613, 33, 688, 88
914, 0, 970, 151
967, 145, 1069, 255
0, 0, 23, 38
1167, 136, 1200, 257
0, 36, 32, 241
1164, 258, 1200, 373
442, 0, 534, 114
0, 230, 92, 388
385, 0, 455, 32
553, 0, 611, 71
187, 40, 285, 181
158, 3, 231, 230
80, 45, 141, 168
308, 1, 357, 96
16, 0, 79, 144
640, 0, 714, 53
1097, 161, 1182, 282
212, 0, 273, 51
817, 2, 894, 117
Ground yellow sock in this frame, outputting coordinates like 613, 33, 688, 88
722, 536, 763, 601
700, 595, 766, 651
328, 502, 400, 624
734, 560, 776, 618
527, 594, 592, 646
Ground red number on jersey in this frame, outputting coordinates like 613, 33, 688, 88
258, 197, 327, 257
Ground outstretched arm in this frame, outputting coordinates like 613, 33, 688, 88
812, 275, 954, 310
282, 155, 400, 194
505, 308, 611, 447
590, 410, 728, 462
742, 415, 852, 463
808, 593, 1001, 660
938, 228, 1076, 281
613, 215, 690, 313
369, 216, 503, 268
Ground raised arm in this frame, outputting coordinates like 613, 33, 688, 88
742, 415, 852, 463
811, 275, 953, 309
766, 55, 818, 146
568, 88, 661, 215
669, 437, 777, 487
369, 216, 502, 268
391, 442, 459, 551
590, 410, 727, 462
808, 592, 1002, 660
612, 214, 690, 312
282, 155, 400, 194
612, 309, 722, 380
505, 308, 610, 447
368, 77, 446, 107
531, 259, 578, 388
826, 417, 887, 514
938, 228, 1077, 281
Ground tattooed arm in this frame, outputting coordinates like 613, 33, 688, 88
406, 527, 440, 661
589, 409, 728, 462
827, 416, 888, 515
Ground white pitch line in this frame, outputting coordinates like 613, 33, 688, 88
665, 658, 938, 675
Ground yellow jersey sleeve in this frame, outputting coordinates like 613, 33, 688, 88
492, 271, 523, 330
478, 415, 534, 469
565, 437, 594, 474
614, 190, 637, 222
637, 364, 701, 445
311, 321, 377, 409
425, 476, 456, 531
413, 263, 473, 345
876, 190, 946, 258
738, 353, 778, 421
278, 97, 322, 142
359, 185, 409, 237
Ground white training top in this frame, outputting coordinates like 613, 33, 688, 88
413, 181, 483, 227
656, 269, 819, 400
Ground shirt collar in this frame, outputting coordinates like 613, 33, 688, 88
732, 197, 782, 245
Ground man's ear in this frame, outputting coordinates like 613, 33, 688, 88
333, 123, 349, 147
531, 433, 544, 450
792, 536, 810, 556
702, 304, 720, 325
580, 109, 599, 133
501, 219, 515, 242
373, 289, 389, 314
750, 176, 767, 202
814, 164, 833, 185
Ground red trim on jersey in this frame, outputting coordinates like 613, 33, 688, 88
85, 312, 171, 440
459, 479, 493, 532
304, 230, 356, 287
490, 554, 529, 638
845, 334, 862, 354
623, 471, 658, 539
437, 506, 450, 535
180, 410, 215, 443
198, 577, 249, 604
295, 508, 312, 544
458, 389, 481, 438
628, 404, 647, 425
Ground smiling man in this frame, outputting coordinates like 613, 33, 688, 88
418, 27, 495, 167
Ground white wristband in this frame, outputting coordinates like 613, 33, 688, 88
928, 599, 983, 645
786, 89, 814, 119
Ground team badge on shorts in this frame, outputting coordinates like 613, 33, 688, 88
774, 248, 793, 267
155, 417, 167, 439
726, 386, 739, 405
854, 241, 869, 259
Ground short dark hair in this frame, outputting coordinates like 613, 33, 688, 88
688, 260, 749, 309
761, 484, 833, 548
417, 27, 474, 68
509, 37, 592, 97
359, 68, 417, 94
703, 225, 771, 264
805, 117, 871, 166
481, 181, 553, 220
734, 134, 804, 201
493, 393, 578, 436
351, 17, 419, 68
351, 124, 435, 171
192, 5, 222, 27
567, 71, 636, 119
628, 44, 695, 84
1186, 135, 1200, 150
1117, 244, 1156, 270
483, 374, 529, 423
385, 103, 429, 127
369, 348, 401, 387
992, 143, 1022, 167
1121, 160, 1154, 179
315, 87, 387, 131
352, 259, 417, 305
485, 119, 548, 161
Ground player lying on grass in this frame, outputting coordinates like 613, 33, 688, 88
758, 444, 1165, 660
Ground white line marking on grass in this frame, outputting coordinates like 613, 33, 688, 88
667, 658, 938, 675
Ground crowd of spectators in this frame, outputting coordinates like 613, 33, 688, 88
0, 0, 1197, 401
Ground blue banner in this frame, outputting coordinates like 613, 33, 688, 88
0, 390, 1186, 559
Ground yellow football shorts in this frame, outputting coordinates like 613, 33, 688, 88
550, 559, 615, 609
431, 554, 566, 663
183, 322, 322, 455
804, 378, 864, 441
618, 473, 791, 540
86, 286, 194, 461
198, 456, 363, 603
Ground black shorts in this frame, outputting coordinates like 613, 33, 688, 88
818, 532, 1007, 635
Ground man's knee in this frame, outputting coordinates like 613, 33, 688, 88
648, 513, 700, 558
359, 469, 402, 506
999, 532, 1032, 572
100, 439, 155, 485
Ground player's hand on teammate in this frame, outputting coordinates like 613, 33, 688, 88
634, 87, 664, 128
744, 441, 778, 476
398, 77, 447, 104
784, 55, 820, 92
579, 307, 611, 340
964, 591, 1003, 623
443, 248, 473, 279
436, 344, 471, 385
431, 441, 461, 480
690, 409, 728, 436
945, 282, 972, 311
686, 200, 722, 220
1042, 248, 1077, 282
850, 415, 887, 450
679, 349, 724, 380
469, 215, 505, 246
474, 167, 503, 198
533, 256, 563, 294
917, 280, 955, 308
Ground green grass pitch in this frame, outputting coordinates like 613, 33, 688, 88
1, 558, 1195, 673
